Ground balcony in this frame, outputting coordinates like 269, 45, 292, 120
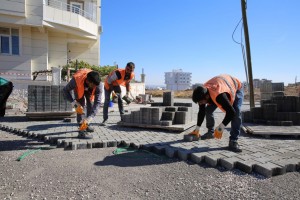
43, 0, 98, 38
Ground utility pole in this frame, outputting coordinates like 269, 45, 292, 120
241, 0, 255, 108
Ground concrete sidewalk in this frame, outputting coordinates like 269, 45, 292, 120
1, 99, 300, 178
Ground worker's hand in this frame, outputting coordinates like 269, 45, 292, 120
214, 123, 225, 139
79, 120, 88, 131
71, 100, 80, 107
75, 106, 84, 115
126, 91, 129, 97
80, 116, 93, 125
188, 129, 200, 139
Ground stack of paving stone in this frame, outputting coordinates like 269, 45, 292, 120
260, 82, 285, 100
243, 82, 300, 126
27, 85, 73, 119
120, 91, 194, 131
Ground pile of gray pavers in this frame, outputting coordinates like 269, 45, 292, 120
26, 85, 73, 119
243, 82, 300, 126
119, 91, 195, 131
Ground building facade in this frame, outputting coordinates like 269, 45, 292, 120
164, 69, 191, 91
0, 0, 101, 81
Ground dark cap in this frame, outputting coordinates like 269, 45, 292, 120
87, 71, 101, 86
192, 86, 207, 103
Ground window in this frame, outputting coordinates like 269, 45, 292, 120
70, 2, 83, 15
0, 27, 20, 55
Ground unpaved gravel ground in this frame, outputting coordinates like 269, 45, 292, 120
1, 130, 300, 200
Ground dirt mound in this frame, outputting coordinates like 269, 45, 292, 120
146, 85, 299, 100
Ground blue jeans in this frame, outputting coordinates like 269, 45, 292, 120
205, 88, 244, 141
103, 87, 124, 121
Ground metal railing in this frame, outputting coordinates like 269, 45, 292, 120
44, 0, 97, 23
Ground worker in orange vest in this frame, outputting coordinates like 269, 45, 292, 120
100, 62, 135, 126
190, 74, 244, 152
63, 69, 102, 138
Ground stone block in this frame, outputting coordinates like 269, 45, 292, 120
260, 81, 272, 93
261, 92, 273, 100
151, 102, 163, 107
254, 162, 286, 178
190, 152, 207, 164
251, 107, 263, 120
163, 91, 174, 106
161, 112, 175, 121
242, 110, 252, 123
262, 104, 277, 120
165, 146, 178, 158
236, 160, 257, 173
272, 82, 284, 92
160, 120, 172, 126
205, 154, 223, 167
151, 107, 163, 125
174, 111, 187, 124
165, 106, 177, 112
219, 157, 241, 170
141, 107, 152, 124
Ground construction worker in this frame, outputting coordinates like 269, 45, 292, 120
190, 74, 244, 152
0, 77, 13, 117
100, 62, 135, 126
63, 69, 102, 138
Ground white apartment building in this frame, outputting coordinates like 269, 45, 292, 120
0, 0, 101, 81
164, 69, 191, 91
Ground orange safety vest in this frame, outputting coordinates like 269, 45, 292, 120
104, 69, 134, 90
73, 68, 96, 101
204, 74, 242, 112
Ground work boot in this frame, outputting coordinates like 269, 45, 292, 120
99, 119, 107, 126
201, 132, 214, 140
86, 126, 94, 132
228, 140, 242, 153
78, 131, 86, 139
78, 131, 93, 139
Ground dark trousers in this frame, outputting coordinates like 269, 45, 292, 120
0, 82, 13, 117
103, 86, 124, 121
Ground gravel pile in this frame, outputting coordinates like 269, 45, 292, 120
1, 130, 300, 200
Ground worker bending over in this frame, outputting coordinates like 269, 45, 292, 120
63, 69, 102, 138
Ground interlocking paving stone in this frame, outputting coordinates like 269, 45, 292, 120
254, 162, 286, 178
219, 156, 244, 170
1, 101, 300, 178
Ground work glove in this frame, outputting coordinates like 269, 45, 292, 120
72, 100, 84, 115
214, 123, 225, 139
189, 128, 201, 139
79, 117, 93, 131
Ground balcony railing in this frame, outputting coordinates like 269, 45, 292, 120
44, 0, 97, 23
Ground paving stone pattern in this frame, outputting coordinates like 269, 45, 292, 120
1, 100, 300, 178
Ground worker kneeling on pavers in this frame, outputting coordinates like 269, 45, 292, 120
187, 74, 244, 153
63, 69, 102, 138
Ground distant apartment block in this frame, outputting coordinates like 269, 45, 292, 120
0, 0, 101, 81
253, 78, 272, 88
164, 69, 191, 91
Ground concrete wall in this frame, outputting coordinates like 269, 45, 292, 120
31, 28, 49, 76
68, 39, 99, 66
48, 32, 68, 69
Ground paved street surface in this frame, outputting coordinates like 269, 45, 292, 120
1, 98, 300, 179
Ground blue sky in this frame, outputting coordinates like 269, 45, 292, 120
100, 0, 300, 86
